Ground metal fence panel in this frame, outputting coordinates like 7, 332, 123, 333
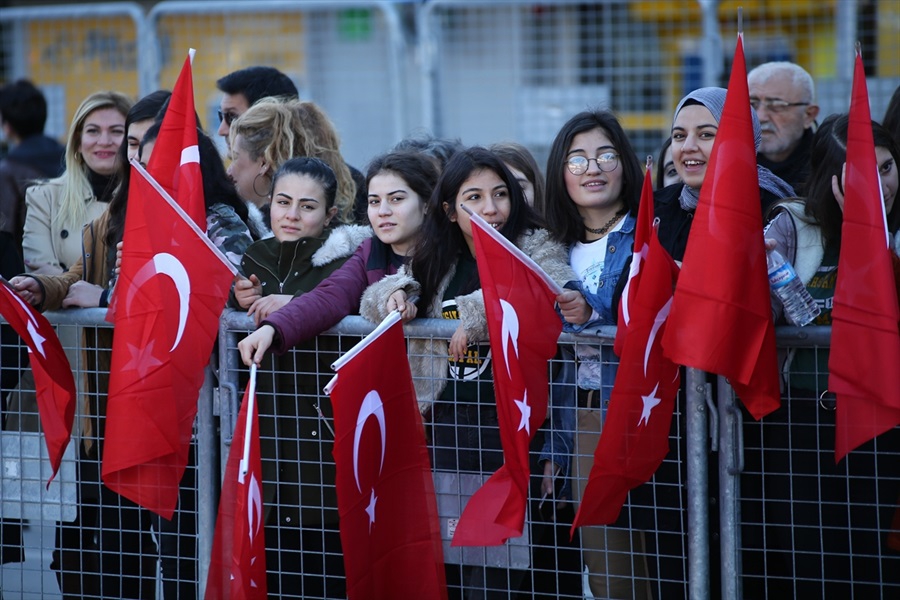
0, 3, 146, 141
419, 0, 899, 167
146, 1, 409, 169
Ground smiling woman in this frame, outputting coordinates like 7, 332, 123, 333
22, 90, 132, 275
654, 86, 795, 262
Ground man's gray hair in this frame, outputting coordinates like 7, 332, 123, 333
748, 61, 816, 103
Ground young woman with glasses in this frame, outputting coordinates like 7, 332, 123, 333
543, 109, 652, 600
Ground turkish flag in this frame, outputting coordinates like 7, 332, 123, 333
206, 366, 267, 599
103, 161, 236, 518
146, 49, 205, 230
614, 164, 654, 357
451, 213, 563, 546
661, 33, 780, 420
0, 279, 75, 485
829, 51, 900, 461
573, 167, 681, 529
326, 312, 447, 600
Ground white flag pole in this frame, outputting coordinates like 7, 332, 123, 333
239, 363, 257, 478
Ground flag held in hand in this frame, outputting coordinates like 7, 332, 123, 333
829, 49, 900, 461
103, 161, 236, 518
574, 164, 681, 529
0, 280, 75, 486
450, 210, 563, 546
326, 311, 446, 600
661, 33, 780, 420
206, 364, 267, 599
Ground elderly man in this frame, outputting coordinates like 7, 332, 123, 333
748, 61, 820, 194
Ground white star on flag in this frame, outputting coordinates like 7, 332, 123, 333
25, 319, 47, 358
122, 339, 164, 378
638, 383, 662, 427
366, 488, 378, 532
514, 390, 531, 434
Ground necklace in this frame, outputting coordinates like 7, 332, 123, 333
585, 208, 627, 236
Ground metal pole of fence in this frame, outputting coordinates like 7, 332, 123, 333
717, 376, 743, 600
196, 365, 217, 600
835, 0, 858, 104
686, 367, 710, 600
697, 0, 723, 88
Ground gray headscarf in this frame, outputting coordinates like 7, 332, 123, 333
673, 87, 795, 211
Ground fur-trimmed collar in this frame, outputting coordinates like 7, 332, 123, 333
311, 224, 372, 267
246, 202, 273, 240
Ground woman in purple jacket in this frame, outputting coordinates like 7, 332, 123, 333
238, 150, 439, 362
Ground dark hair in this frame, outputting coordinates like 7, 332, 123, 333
365, 150, 440, 210
272, 157, 337, 210
361, 150, 439, 240
655, 136, 674, 190
544, 109, 642, 245
0, 79, 48, 138
216, 66, 298, 107
884, 85, 900, 152
489, 141, 547, 217
391, 133, 464, 174
105, 122, 249, 249
115, 90, 171, 173
411, 146, 541, 311
806, 113, 900, 247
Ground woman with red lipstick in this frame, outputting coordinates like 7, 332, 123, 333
654, 86, 794, 262
23, 90, 131, 275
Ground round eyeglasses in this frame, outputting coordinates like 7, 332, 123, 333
567, 153, 619, 175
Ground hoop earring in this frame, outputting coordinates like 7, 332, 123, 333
252, 173, 270, 198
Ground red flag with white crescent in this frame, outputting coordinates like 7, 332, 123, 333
451, 213, 562, 546
146, 49, 206, 230
206, 366, 267, 599
573, 167, 681, 528
662, 33, 780, 419
103, 161, 235, 518
615, 162, 654, 357
829, 50, 900, 461
0, 279, 75, 485
327, 312, 447, 600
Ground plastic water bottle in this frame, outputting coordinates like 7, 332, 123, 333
766, 248, 821, 326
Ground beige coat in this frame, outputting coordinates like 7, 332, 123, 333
23, 178, 107, 272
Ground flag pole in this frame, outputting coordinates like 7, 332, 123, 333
240, 363, 257, 477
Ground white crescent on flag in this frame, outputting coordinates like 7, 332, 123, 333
643, 297, 673, 377
353, 390, 387, 531
125, 253, 191, 352
353, 390, 387, 493
1, 285, 47, 358
500, 299, 520, 377
621, 241, 648, 327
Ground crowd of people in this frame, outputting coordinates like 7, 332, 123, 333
0, 59, 899, 599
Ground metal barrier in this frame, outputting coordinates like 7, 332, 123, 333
145, 0, 409, 168
3, 309, 900, 597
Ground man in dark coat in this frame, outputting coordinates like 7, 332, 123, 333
748, 61, 820, 195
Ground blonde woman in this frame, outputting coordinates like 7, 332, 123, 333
22, 90, 131, 275
227, 98, 358, 236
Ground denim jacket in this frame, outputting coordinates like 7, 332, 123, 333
540, 213, 636, 493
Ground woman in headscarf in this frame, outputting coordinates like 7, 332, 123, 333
654, 86, 795, 262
